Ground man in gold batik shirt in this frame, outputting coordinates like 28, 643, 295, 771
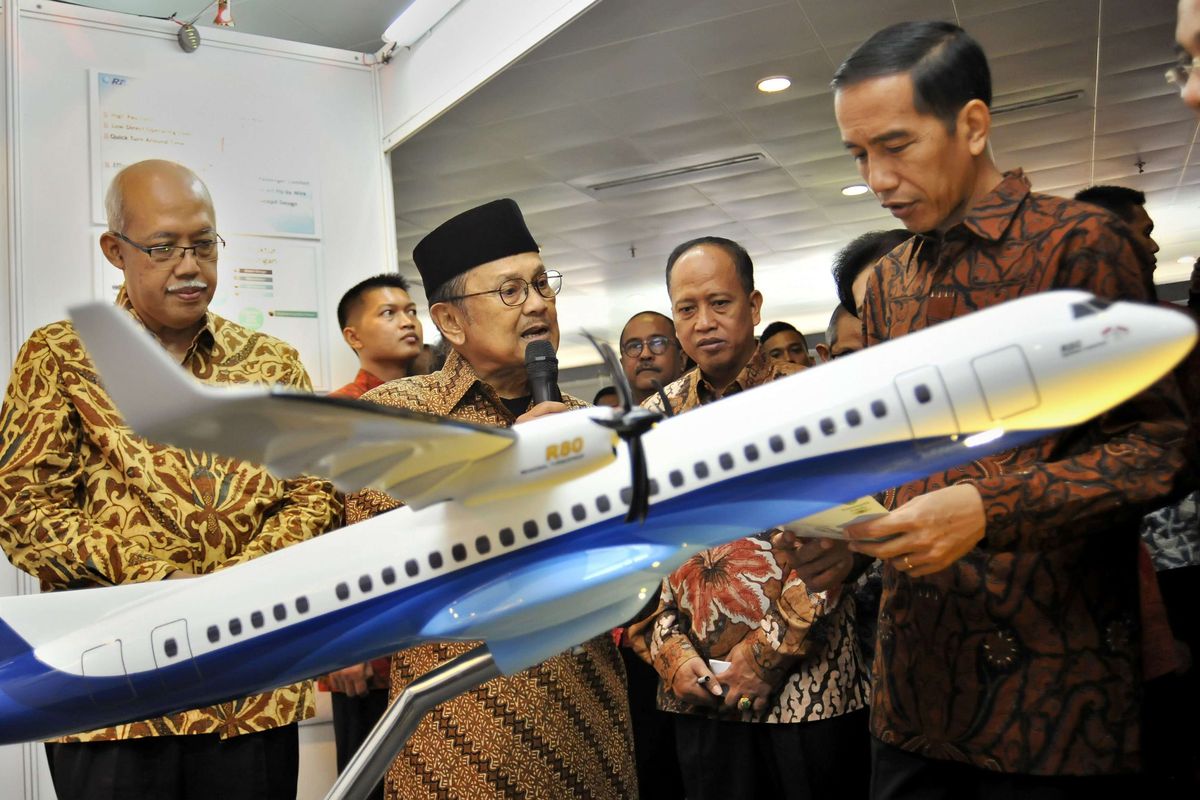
346, 198, 637, 800
0, 160, 340, 800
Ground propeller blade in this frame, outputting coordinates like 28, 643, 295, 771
625, 435, 650, 523
582, 330, 633, 411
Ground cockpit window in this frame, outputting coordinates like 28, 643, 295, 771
1089, 297, 1113, 310
1071, 302, 1096, 318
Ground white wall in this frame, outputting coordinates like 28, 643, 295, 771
377, 0, 599, 151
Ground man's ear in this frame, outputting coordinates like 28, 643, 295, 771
99, 232, 126, 272
749, 290, 764, 327
342, 326, 363, 351
960, 98, 991, 157
815, 343, 831, 363
430, 302, 466, 347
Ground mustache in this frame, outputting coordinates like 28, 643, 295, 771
167, 280, 209, 294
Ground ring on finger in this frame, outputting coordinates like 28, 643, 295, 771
737, 696, 753, 712
903, 555, 913, 570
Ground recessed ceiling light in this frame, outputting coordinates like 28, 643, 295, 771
841, 184, 870, 197
756, 76, 792, 93
1178, 255, 1196, 264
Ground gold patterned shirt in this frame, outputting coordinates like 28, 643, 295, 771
346, 349, 637, 800
0, 290, 341, 740
628, 346, 870, 723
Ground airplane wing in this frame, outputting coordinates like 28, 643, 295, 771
69, 304, 514, 501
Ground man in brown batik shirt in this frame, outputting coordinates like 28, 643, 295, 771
345, 199, 636, 800
816, 21, 1189, 797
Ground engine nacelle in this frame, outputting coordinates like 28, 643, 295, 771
407, 407, 618, 508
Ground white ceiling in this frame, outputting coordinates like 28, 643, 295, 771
74, 1, 1200, 367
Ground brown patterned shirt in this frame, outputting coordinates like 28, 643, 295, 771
0, 290, 341, 740
345, 349, 637, 800
628, 346, 870, 723
863, 171, 1189, 775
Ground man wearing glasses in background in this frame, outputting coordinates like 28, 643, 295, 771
619, 310, 685, 406
0, 159, 340, 800
345, 198, 637, 800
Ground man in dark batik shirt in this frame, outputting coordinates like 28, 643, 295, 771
805, 20, 1189, 798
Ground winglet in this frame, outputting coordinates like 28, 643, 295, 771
69, 303, 215, 431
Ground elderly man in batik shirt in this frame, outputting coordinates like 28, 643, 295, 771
627, 236, 870, 800
0, 159, 340, 800
345, 199, 636, 800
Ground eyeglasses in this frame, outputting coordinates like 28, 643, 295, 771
111, 231, 225, 265
621, 335, 675, 358
1166, 53, 1200, 88
442, 271, 562, 307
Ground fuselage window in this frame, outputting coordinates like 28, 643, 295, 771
404, 559, 419, 577
795, 426, 810, 444
229, 618, 242, 636
296, 596, 310, 614
499, 528, 515, 547
719, 453, 734, 470
336, 582, 350, 601
273, 603, 287, 622
359, 575, 373, 592
649, 479, 660, 496
571, 504, 587, 522
206, 625, 219, 643
523, 520, 539, 539
250, 611, 264, 629
382, 566, 396, 585
596, 495, 612, 513
914, 384, 932, 404
694, 461, 709, 479
164, 638, 178, 657
429, 551, 444, 569
452, 543, 468, 562
744, 444, 759, 462
820, 417, 836, 436
476, 535, 492, 554
768, 435, 784, 453
669, 470, 684, 488
619, 487, 633, 504
548, 512, 563, 530
846, 409, 862, 427
871, 400, 887, 418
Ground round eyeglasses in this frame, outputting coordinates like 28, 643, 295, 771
442, 271, 562, 307
1166, 53, 1200, 89
621, 335, 675, 358
111, 231, 225, 266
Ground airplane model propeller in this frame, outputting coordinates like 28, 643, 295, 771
584, 331, 662, 522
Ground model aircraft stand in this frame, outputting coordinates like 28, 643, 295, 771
324, 645, 501, 800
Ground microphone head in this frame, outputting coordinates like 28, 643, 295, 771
524, 339, 558, 372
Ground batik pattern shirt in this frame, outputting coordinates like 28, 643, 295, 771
627, 346, 870, 723
0, 290, 341, 740
345, 350, 637, 800
862, 171, 1188, 775
329, 368, 385, 401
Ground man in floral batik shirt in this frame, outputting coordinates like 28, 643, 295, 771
627, 235, 871, 800
0, 160, 340, 800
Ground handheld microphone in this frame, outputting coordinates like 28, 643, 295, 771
525, 340, 562, 405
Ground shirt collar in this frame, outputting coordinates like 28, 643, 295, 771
693, 344, 781, 404
915, 169, 1031, 246
114, 284, 217, 357
417, 349, 514, 419
352, 369, 385, 394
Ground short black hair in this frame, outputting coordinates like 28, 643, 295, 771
593, 386, 618, 405
620, 310, 675, 342
1074, 185, 1146, 223
760, 321, 807, 350
337, 274, 411, 329
832, 21, 991, 129
832, 229, 911, 316
666, 236, 754, 295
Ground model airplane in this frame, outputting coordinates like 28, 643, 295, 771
0, 290, 1193, 744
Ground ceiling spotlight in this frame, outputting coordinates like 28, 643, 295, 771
756, 76, 792, 93
841, 184, 870, 197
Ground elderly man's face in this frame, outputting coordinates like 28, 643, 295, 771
454, 252, 560, 376
836, 73, 982, 234
620, 313, 683, 396
100, 166, 218, 337
669, 244, 762, 383
1177, 0, 1200, 112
